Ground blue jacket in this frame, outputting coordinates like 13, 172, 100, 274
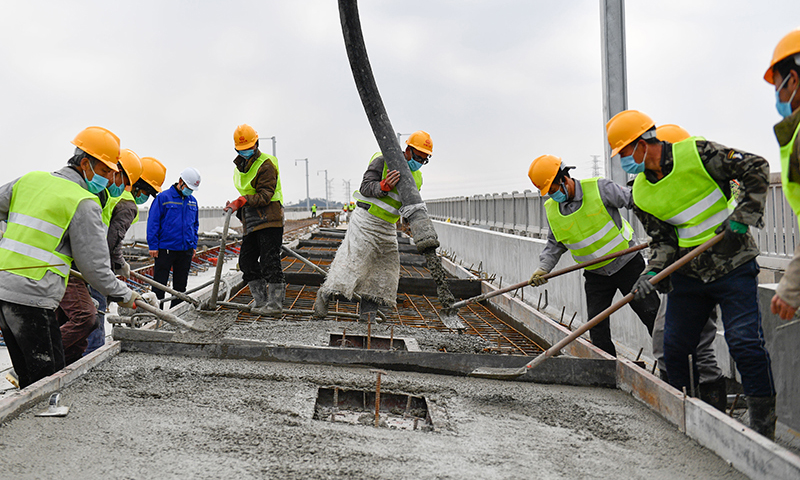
147, 184, 199, 251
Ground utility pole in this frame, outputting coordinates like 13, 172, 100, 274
317, 169, 330, 209
264, 136, 277, 157
295, 158, 310, 211
590, 155, 603, 178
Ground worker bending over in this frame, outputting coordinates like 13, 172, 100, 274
528, 155, 658, 356
606, 110, 775, 439
313, 131, 433, 322
225, 124, 285, 313
0, 126, 140, 388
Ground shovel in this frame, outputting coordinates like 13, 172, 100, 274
130, 270, 200, 307
206, 208, 233, 310
451, 243, 649, 310
469, 233, 723, 380
35, 393, 70, 417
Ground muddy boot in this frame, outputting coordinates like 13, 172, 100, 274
359, 299, 379, 323
249, 279, 268, 308
698, 376, 727, 412
746, 395, 777, 440
312, 290, 330, 319
266, 283, 285, 314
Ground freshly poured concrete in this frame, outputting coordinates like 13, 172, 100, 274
0, 352, 744, 479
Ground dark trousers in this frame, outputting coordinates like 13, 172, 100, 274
83, 286, 107, 356
56, 276, 97, 365
664, 259, 774, 397
0, 300, 64, 389
240, 227, 285, 284
153, 249, 194, 307
583, 253, 658, 356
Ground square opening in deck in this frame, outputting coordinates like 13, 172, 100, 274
328, 333, 407, 351
313, 387, 433, 431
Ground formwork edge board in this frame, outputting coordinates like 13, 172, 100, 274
616, 357, 685, 432
684, 397, 800, 480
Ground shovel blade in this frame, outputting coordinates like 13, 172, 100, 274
468, 366, 528, 380
35, 406, 70, 417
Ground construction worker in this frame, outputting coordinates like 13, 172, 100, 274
313, 130, 433, 321
606, 109, 776, 438
147, 167, 201, 307
765, 28, 800, 321
647, 124, 727, 411
0, 126, 140, 388
224, 124, 285, 313
311, 204, 317, 218
131, 156, 167, 207
528, 155, 658, 357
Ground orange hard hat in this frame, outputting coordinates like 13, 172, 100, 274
528, 155, 563, 194
406, 130, 433, 156
118, 149, 143, 190
234, 124, 259, 150
765, 27, 800, 85
606, 110, 656, 157
71, 126, 120, 171
139, 156, 167, 193
655, 124, 691, 143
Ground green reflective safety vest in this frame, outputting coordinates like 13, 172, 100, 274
233, 153, 283, 204
780, 121, 800, 220
0, 171, 100, 284
545, 178, 634, 270
633, 137, 732, 247
353, 152, 423, 224
102, 190, 139, 226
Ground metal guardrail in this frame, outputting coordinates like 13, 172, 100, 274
426, 177, 797, 271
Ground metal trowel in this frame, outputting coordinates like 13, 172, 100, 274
35, 393, 70, 417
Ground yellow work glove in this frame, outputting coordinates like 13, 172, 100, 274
117, 290, 142, 309
529, 268, 549, 287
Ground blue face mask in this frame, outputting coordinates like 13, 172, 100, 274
237, 148, 256, 159
107, 181, 125, 198
549, 182, 568, 203
181, 186, 193, 197
84, 161, 109, 194
134, 192, 149, 205
407, 159, 423, 172
775, 74, 797, 118
620, 142, 646, 175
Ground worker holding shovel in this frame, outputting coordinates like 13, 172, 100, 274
528, 155, 659, 357
607, 109, 775, 439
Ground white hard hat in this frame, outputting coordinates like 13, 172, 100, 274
180, 167, 201, 191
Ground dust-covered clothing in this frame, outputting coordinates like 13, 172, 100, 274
239, 227, 285, 284
56, 275, 96, 365
774, 109, 800, 307
234, 153, 283, 234
0, 300, 64, 389
318, 207, 400, 307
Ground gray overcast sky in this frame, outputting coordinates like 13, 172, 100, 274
0, 1, 797, 207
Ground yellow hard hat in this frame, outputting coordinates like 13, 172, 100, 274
655, 124, 691, 143
528, 155, 563, 194
606, 110, 656, 158
139, 156, 167, 193
234, 124, 259, 150
406, 130, 433, 156
118, 149, 143, 190
71, 126, 120, 171
765, 27, 800, 85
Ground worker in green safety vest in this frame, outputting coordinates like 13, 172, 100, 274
527, 154, 658, 357
225, 124, 285, 314
765, 28, 800, 321
0, 126, 140, 388
607, 109, 776, 439
313, 130, 432, 321
311, 204, 317, 218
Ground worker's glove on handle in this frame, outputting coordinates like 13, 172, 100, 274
379, 178, 393, 192
529, 268, 549, 287
715, 218, 748, 237
114, 261, 131, 279
117, 290, 142, 309
141, 292, 159, 308
631, 272, 657, 301
224, 196, 247, 213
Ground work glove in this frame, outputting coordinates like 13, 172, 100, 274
631, 272, 657, 301
715, 218, 748, 237
379, 178, 393, 192
713, 218, 748, 255
224, 196, 247, 213
117, 290, 142, 309
529, 268, 549, 287
114, 261, 131, 279
141, 292, 159, 308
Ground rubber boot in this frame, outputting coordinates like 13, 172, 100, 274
359, 299, 379, 323
312, 290, 330, 319
698, 376, 727, 412
249, 279, 268, 308
266, 283, 285, 314
746, 395, 777, 440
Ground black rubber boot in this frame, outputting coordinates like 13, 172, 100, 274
746, 395, 777, 440
359, 299, 379, 323
698, 376, 727, 412
249, 279, 268, 308
266, 283, 285, 314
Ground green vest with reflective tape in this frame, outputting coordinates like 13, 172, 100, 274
102, 190, 139, 226
353, 153, 423, 224
545, 178, 634, 270
633, 137, 732, 247
780, 121, 800, 219
0, 171, 100, 283
233, 153, 283, 204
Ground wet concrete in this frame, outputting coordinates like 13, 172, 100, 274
0, 353, 745, 479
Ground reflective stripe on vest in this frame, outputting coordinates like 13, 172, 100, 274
632, 137, 731, 247
353, 153, 422, 224
102, 190, 139, 226
233, 153, 283, 204
780, 121, 800, 219
0, 171, 99, 282
545, 177, 633, 270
